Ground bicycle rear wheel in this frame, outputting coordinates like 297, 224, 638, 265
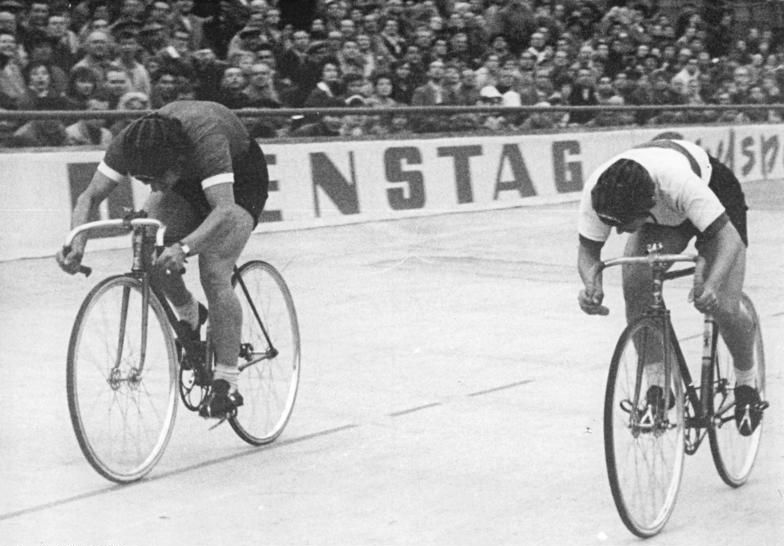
67, 275, 178, 483
229, 261, 300, 445
709, 293, 766, 487
604, 317, 685, 538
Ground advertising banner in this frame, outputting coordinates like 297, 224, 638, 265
1, 124, 782, 260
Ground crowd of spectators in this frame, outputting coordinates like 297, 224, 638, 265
0, 0, 782, 146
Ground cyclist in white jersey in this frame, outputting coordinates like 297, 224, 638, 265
576, 137, 763, 435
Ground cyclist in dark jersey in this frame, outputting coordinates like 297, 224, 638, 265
57, 100, 269, 419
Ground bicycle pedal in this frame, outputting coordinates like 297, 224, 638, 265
207, 417, 228, 430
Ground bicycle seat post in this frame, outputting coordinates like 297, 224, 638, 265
646, 242, 668, 311
130, 226, 156, 275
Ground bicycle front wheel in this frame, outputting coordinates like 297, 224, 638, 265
67, 275, 178, 483
604, 317, 686, 538
709, 293, 766, 487
229, 261, 300, 445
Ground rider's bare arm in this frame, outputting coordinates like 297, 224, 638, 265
578, 236, 609, 315
699, 218, 744, 292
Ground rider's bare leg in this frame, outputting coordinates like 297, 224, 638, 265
699, 240, 755, 374
198, 205, 253, 389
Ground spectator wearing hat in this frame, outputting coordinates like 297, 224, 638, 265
65, 95, 112, 147
113, 30, 151, 96
226, 20, 268, 59
109, 0, 145, 36
138, 20, 168, 58
188, 46, 227, 102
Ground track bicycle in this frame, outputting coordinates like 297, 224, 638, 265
63, 212, 301, 483
596, 243, 768, 538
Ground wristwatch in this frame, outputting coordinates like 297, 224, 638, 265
178, 241, 192, 257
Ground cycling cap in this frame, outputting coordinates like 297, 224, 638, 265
591, 158, 655, 226
123, 112, 188, 178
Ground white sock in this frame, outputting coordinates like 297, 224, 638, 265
213, 363, 239, 392
174, 297, 199, 330
735, 367, 756, 387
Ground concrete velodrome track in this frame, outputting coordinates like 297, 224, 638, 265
1, 181, 782, 545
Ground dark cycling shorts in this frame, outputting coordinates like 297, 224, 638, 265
172, 139, 269, 227
679, 155, 748, 248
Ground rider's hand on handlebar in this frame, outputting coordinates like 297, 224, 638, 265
579, 285, 610, 316
155, 243, 187, 275
56, 241, 85, 275
692, 281, 720, 314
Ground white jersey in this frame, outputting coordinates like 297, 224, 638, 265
578, 140, 725, 243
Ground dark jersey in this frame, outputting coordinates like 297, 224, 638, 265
98, 100, 269, 225
98, 100, 251, 191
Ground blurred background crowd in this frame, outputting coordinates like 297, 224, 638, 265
0, 0, 783, 146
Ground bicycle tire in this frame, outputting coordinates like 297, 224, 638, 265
66, 275, 178, 483
228, 261, 301, 445
604, 316, 686, 538
709, 293, 766, 487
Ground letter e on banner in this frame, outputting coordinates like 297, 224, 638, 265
260, 153, 282, 223
310, 152, 360, 217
